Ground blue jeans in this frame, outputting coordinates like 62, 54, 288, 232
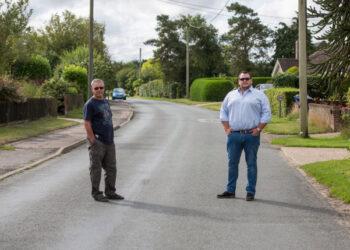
226, 132, 260, 194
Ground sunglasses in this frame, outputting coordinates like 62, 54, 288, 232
239, 78, 251, 81
94, 87, 104, 90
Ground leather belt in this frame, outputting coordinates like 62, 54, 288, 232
232, 129, 253, 134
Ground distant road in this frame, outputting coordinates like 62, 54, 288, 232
0, 98, 349, 250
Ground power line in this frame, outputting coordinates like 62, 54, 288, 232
159, 0, 293, 20
209, 0, 231, 23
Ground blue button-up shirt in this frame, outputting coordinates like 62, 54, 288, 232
220, 87, 271, 130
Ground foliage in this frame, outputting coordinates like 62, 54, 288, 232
265, 87, 299, 117
62, 64, 88, 98
0, 76, 23, 102
221, 3, 272, 75
138, 80, 184, 98
347, 88, 350, 106
141, 58, 163, 82
115, 62, 139, 94
12, 55, 51, 84
273, 73, 299, 88
0, 0, 32, 74
20, 82, 39, 98
190, 78, 233, 102
38, 78, 79, 107
132, 79, 143, 96
308, 0, 350, 100
55, 46, 115, 91
38, 11, 107, 62
252, 77, 273, 86
286, 66, 299, 74
272, 18, 315, 62
145, 14, 226, 86
301, 160, 350, 203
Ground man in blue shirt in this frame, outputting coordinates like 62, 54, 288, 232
218, 71, 271, 201
84, 79, 124, 202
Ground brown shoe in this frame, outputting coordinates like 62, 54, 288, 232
217, 191, 235, 199
246, 193, 255, 201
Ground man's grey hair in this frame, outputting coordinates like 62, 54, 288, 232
91, 79, 104, 87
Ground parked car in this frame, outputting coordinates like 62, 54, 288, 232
255, 83, 274, 93
112, 88, 126, 100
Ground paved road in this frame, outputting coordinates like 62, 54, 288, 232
0, 98, 349, 250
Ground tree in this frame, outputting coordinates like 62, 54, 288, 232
141, 58, 163, 82
37, 10, 108, 69
308, 0, 350, 100
272, 17, 315, 62
145, 15, 186, 84
0, 0, 32, 74
178, 15, 227, 80
221, 3, 272, 75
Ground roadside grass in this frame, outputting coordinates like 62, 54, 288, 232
265, 115, 333, 135
301, 159, 350, 203
200, 103, 221, 111
64, 106, 84, 119
0, 145, 15, 151
0, 118, 79, 145
271, 136, 350, 149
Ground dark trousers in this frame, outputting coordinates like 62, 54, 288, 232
88, 139, 117, 198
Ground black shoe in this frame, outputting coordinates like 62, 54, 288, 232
106, 193, 124, 200
94, 194, 109, 202
217, 191, 235, 199
246, 193, 255, 201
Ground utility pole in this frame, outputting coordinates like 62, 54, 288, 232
88, 0, 94, 98
299, 0, 308, 138
186, 25, 189, 99
139, 48, 142, 79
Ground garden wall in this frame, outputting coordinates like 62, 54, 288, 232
293, 103, 342, 131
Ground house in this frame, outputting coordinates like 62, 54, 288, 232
271, 41, 328, 76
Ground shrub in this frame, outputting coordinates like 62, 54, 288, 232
252, 77, 273, 86
20, 82, 40, 98
265, 87, 299, 117
273, 73, 299, 88
12, 55, 51, 85
347, 87, 350, 106
62, 64, 88, 98
286, 66, 299, 74
0, 76, 23, 102
190, 78, 234, 102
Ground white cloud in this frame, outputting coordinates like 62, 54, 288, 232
27, 0, 319, 62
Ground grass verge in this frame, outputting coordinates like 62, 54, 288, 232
265, 115, 333, 135
0, 117, 79, 145
0, 145, 15, 151
64, 106, 84, 119
301, 159, 350, 203
271, 136, 350, 149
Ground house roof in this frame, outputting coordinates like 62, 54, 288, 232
277, 58, 299, 72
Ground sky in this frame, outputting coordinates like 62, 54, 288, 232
27, 0, 319, 62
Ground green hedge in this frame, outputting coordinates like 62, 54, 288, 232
252, 77, 273, 86
190, 78, 234, 101
265, 88, 299, 117
13, 55, 51, 84
347, 88, 350, 106
138, 80, 184, 98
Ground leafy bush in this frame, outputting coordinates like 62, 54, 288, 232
12, 55, 51, 84
265, 87, 299, 117
286, 66, 299, 74
39, 78, 79, 104
62, 64, 88, 98
0, 76, 23, 102
273, 73, 299, 88
138, 80, 184, 98
347, 87, 350, 106
252, 77, 273, 86
20, 82, 40, 98
190, 78, 234, 102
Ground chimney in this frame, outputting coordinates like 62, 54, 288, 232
295, 41, 299, 60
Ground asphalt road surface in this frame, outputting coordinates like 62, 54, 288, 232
1, 98, 349, 250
